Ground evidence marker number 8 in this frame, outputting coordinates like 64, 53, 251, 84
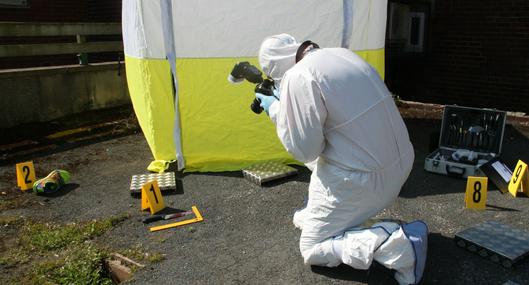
465, 176, 487, 210
472, 180, 482, 203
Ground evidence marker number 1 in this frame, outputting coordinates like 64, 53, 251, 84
141, 180, 165, 215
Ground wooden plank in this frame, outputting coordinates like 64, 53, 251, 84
0, 22, 121, 37
0, 41, 123, 57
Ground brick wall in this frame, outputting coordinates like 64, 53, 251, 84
386, 0, 529, 113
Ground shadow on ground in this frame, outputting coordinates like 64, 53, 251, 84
36, 183, 80, 198
312, 262, 399, 285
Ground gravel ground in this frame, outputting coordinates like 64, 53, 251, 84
2, 118, 529, 284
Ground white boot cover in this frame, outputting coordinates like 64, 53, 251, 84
314, 222, 416, 285
373, 225, 416, 285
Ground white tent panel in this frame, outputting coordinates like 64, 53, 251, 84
171, 0, 343, 58
122, 0, 166, 59
123, 0, 387, 58
349, 0, 387, 51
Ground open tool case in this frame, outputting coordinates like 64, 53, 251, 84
424, 105, 506, 178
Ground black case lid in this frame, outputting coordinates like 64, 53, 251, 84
479, 157, 512, 193
439, 105, 506, 154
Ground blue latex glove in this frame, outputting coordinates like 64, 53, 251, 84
255, 93, 278, 115
272, 88, 280, 99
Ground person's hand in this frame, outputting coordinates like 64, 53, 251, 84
255, 93, 278, 114
272, 88, 280, 99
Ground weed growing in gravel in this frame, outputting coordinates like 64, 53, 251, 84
22, 215, 128, 252
147, 252, 166, 263
25, 244, 113, 285
120, 243, 166, 264
1, 214, 166, 285
0, 247, 30, 266
2, 215, 127, 284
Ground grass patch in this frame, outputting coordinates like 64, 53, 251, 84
22, 215, 128, 252
1, 214, 128, 284
119, 244, 146, 262
119, 243, 165, 264
25, 244, 113, 285
0, 214, 23, 226
0, 198, 32, 211
0, 247, 30, 267
147, 252, 165, 263
2, 214, 164, 285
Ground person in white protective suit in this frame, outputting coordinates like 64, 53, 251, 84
255, 34, 428, 285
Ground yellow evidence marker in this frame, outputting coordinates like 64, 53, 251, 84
150, 205, 203, 232
465, 176, 488, 210
16, 161, 36, 191
141, 180, 165, 215
508, 160, 529, 197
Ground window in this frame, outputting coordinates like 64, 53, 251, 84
388, 2, 410, 41
406, 12, 425, 52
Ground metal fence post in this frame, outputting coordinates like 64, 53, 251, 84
76, 34, 88, 65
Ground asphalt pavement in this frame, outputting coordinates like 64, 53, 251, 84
2, 118, 529, 284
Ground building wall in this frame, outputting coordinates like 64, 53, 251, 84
0, 63, 130, 128
0, 0, 86, 22
0, 0, 121, 22
386, 0, 529, 113
0, 0, 122, 69
0, 1, 129, 129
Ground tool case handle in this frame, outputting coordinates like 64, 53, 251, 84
446, 165, 465, 177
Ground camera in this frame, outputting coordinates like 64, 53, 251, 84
228, 62, 275, 114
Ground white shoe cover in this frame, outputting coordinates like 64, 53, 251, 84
374, 226, 416, 285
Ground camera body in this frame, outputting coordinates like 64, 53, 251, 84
252, 78, 274, 113
228, 62, 275, 114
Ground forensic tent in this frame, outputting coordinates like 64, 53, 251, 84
122, 0, 388, 172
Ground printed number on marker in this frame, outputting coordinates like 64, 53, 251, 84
465, 176, 487, 209
149, 184, 159, 204
513, 164, 523, 184
22, 165, 31, 184
473, 181, 481, 203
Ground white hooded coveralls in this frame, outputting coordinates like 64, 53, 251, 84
259, 35, 417, 284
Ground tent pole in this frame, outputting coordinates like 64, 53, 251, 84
161, 0, 185, 170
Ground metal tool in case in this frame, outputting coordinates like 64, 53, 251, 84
444, 112, 503, 150
424, 105, 506, 178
